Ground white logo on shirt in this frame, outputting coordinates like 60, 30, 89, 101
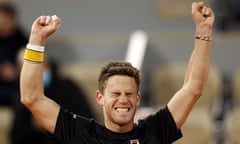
130, 139, 140, 144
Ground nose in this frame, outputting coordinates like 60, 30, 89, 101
118, 95, 128, 104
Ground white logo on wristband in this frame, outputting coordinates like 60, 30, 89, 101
26, 44, 45, 52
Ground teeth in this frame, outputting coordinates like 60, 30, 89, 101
116, 108, 129, 112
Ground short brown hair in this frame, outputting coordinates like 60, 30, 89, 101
98, 61, 141, 93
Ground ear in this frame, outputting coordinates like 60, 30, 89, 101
96, 90, 104, 106
136, 92, 141, 107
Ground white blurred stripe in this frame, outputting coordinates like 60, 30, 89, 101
125, 30, 148, 70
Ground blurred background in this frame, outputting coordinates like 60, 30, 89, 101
0, 0, 240, 144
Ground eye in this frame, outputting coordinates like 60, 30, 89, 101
126, 92, 135, 97
111, 92, 121, 97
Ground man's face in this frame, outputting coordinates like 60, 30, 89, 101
96, 75, 140, 131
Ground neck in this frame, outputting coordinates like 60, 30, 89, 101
105, 120, 134, 133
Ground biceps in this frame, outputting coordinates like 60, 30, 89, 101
167, 87, 199, 129
30, 96, 60, 134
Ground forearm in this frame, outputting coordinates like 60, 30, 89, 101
184, 26, 212, 95
20, 60, 44, 106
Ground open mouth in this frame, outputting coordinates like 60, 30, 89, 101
115, 108, 130, 112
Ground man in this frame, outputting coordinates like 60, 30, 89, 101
20, 1, 214, 144
0, 2, 27, 105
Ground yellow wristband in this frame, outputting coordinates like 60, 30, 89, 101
24, 49, 44, 62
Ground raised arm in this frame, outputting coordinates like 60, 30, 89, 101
20, 15, 61, 133
167, 2, 215, 129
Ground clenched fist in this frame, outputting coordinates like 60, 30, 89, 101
29, 15, 61, 46
191, 2, 215, 36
